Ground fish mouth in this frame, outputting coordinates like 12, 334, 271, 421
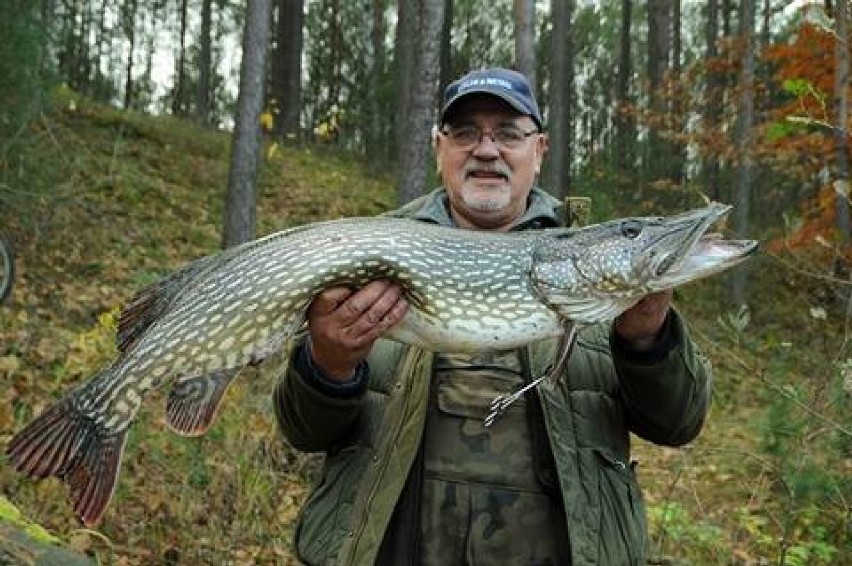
649, 202, 736, 278
654, 234, 758, 289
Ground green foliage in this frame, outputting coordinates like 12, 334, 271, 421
0, 496, 61, 545
0, 1, 51, 139
765, 119, 808, 142
648, 502, 727, 563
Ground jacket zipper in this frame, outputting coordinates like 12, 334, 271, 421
346, 347, 423, 564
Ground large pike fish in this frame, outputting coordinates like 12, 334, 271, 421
6, 202, 756, 526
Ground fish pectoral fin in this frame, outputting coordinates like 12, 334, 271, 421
165, 367, 242, 436
546, 296, 638, 324
6, 395, 128, 527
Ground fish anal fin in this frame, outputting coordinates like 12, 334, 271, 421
165, 368, 241, 436
6, 398, 128, 527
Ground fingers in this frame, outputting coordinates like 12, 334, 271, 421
615, 290, 673, 346
309, 287, 355, 317
343, 283, 408, 345
630, 290, 673, 317
306, 281, 409, 380
310, 280, 405, 331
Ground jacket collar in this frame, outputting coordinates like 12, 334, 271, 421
408, 187, 563, 231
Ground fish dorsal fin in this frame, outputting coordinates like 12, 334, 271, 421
165, 367, 242, 436
116, 221, 335, 353
544, 295, 639, 325
117, 253, 224, 352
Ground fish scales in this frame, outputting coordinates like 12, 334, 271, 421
6, 205, 758, 526
81, 219, 557, 428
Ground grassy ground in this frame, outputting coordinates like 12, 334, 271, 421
0, 96, 849, 565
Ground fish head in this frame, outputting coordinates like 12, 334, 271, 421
529, 202, 758, 323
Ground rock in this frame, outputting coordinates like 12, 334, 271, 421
0, 522, 95, 566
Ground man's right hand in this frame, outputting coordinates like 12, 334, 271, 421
307, 280, 409, 381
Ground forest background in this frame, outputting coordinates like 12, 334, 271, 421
0, 0, 850, 564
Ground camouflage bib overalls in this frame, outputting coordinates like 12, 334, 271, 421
416, 349, 570, 565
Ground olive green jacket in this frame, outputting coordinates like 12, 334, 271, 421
274, 188, 713, 565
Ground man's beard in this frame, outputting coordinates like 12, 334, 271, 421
460, 185, 512, 212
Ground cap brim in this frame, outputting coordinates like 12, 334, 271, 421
441, 88, 540, 128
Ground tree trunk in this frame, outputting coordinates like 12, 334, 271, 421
835, 0, 851, 242
722, 0, 733, 36
172, 0, 189, 116
327, 0, 342, 122
78, 0, 92, 96
196, 0, 213, 125
513, 0, 536, 85
439, 0, 454, 106
703, 0, 723, 202
614, 0, 634, 184
396, 0, 445, 205
122, 0, 138, 110
272, 0, 303, 140
223, 0, 272, 248
93, 0, 109, 101
366, 0, 386, 161
546, 0, 574, 200
394, 0, 415, 164
731, 0, 755, 307
670, 0, 685, 187
646, 0, 671, 183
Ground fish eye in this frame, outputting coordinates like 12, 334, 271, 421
621, 220, 643, 239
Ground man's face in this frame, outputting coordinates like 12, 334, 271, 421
435, 96, 548, 231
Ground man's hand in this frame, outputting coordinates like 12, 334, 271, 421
307, 280, 409, 381
614, 290, 673, 351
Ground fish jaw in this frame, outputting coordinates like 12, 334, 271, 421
651, 236, 758, 291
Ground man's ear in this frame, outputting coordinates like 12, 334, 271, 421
432, 125, 442, 173
535, 133, 549, 174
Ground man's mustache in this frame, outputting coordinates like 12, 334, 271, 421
463, 163, 510, 179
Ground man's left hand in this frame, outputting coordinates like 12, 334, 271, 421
614, 290, 673, 351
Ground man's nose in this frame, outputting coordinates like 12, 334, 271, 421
472, 134, 501, 157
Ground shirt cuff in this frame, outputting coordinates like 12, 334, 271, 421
294, 338, 369, 399
610, 310, 677, 365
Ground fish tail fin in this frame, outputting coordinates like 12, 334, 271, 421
6, 394, 128, 527
165, 367, 241, 436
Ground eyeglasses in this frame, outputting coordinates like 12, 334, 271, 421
440, 124, 539, 151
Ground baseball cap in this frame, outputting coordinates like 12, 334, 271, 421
439, 67, 543, 130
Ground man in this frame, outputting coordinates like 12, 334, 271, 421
274, 67, 712, 565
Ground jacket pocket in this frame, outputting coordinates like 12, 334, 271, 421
592, 447, 649, 566
435, 372, 524, 420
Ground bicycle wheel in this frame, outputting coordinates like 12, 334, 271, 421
0, 233, 13, 303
